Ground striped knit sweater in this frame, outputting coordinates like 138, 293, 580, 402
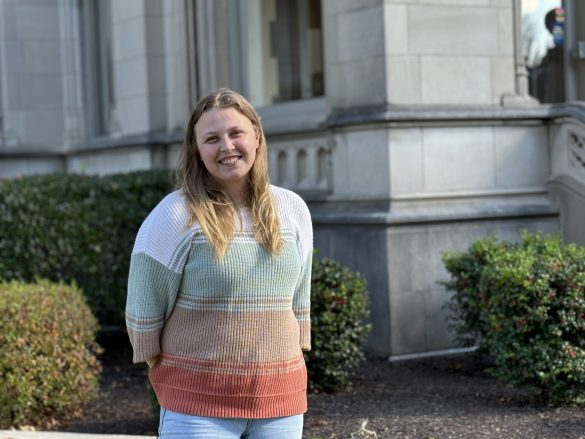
125, 185, 312, 419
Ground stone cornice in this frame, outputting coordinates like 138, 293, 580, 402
324, 102, 585, 128
0, 130, 182, 158
309, 199, 559, 226
2, 103, 584, 158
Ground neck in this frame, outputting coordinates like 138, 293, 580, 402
225, 184, 249, 208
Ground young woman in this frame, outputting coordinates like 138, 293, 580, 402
125, 88, 313, 438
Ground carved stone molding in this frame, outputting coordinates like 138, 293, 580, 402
59, 0, 85, 147
568, 129, 585, 179
268, 137, 332, 194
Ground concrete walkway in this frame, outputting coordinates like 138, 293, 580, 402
0, 432, 155, 439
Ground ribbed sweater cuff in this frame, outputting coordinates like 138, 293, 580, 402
127, 328, 161, 363
299, 321, 311, 351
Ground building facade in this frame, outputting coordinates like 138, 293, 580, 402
1, 0, 584, 357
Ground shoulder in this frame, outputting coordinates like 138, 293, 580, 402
270, 185, 311, 221
132, 189, 196, 258
270, 185, 312, 258
147, 189, 190, 225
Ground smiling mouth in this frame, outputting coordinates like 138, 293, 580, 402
219, 155, 242, 165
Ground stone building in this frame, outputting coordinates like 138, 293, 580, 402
1, 0, 584, 358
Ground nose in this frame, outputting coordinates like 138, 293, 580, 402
219, 135, 236, 152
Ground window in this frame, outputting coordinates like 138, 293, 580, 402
248, 0, 324, 105
189, 0, 324, 108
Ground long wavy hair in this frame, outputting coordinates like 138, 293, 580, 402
177, 88, 282, 259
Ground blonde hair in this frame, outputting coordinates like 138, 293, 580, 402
177, 88, 282, 259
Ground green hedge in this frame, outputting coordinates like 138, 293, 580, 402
0, 280, 102, 428
443, 232, 585, 404
0, 170, 174, 325
307, 257, 371, 392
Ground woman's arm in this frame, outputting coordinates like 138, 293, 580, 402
292, 195, 313, 352
125, 191, 193, 363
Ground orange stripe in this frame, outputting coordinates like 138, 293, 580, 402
151, 362, 307, 418
150, 359, 306, 397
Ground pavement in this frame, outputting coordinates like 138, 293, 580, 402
0, 432, 155, 439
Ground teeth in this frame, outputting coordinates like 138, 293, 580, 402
220, 156, 241, 165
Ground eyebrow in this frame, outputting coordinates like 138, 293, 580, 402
200, 126, 244, 137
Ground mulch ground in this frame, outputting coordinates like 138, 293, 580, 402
53, 332, 585, 439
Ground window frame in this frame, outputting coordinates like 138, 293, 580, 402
186, 0, 326, 134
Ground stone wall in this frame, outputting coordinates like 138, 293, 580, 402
0, 0, 65, 149
305, 109, 561, 356
323, 0, 514, 108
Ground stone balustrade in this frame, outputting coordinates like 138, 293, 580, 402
549, 115, 585, 246
568, 127, 585, 182
267, 136, 331, 194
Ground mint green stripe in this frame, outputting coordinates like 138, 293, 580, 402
293, 253, 312, 310
127, 252, 183, 320
180, 241, 301, 299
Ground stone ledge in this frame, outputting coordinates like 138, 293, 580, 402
0, 130, 181, 158
310, 199, 559, 226
324, 102, 585, 128
3, 104, 583, 159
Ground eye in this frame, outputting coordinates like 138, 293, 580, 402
230, 129, 244, 137
204, 136, 218, 143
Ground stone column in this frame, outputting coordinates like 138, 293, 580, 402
0, 1, 23, 147
501, 0, 539, 107
162, 0, 190, 133
59, 0, 85, 149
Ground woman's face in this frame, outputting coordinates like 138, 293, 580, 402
194, 107, 259, 197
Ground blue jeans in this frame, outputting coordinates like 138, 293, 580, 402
158, 408, 304, 438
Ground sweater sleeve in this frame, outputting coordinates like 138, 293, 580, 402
292, 195, 313, 352
125, 191, 193, 363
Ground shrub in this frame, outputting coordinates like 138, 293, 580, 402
442, 237, 514, 350
443, 232, 585, 404
0, 170, 174, 325
307, 257, 372, 392
0, 279, 102, 428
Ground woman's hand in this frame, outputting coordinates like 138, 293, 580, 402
146, 355, 160, 368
